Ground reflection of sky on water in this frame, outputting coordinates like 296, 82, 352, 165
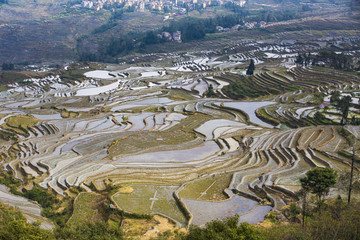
239, 205, 273, 224
217, 101, 276, 128
111, 97, 187, 111
195, 119, 246, 140
32, 113, 62, 120
183, 195, 259, 225
117, 141, 220, 163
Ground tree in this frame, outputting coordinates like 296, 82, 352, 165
206, 84, 215, 97
183, 215, 260, 240
330, 91, 341, 104
304, 53, 311, 66
302, 4, 312, 11
336, 95, 352, 124
55, 221, 123, 240
348, 138, 359, 203
144, 31, 160, 45
289, 203, 301, 222
1, 63, 14, 70
300, 168, 337, 216
295, 53, 304, 66
300, 167, 337, 201
296, 188, 310, 227
246, 59, 255, 75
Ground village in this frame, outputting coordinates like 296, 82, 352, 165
81, 0, 246, 13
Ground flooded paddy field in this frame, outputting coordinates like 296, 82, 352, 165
0, 35, 359, 230
183, 196, 265, 225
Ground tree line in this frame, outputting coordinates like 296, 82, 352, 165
295, 51, 355, 71
250, 9, 298, 23
78, 14, 246, 62
1, 63, 14, 71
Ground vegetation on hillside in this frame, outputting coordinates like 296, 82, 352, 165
1, 163, 359, 240
0, 201, 123, 240
78, 13, 246, 61
296, 51, 356, 71
0, 203, 53, 240
1, 115, 39, 136
1, 196, 359, 240
160, 197, 360, 240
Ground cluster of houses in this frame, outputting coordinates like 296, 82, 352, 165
80, 0, 246, 13
159, 31, 182, 42
81, 0, 121, 11
244, 21, 266, 29
215, 21, 266, 32
216, 24, 241, 32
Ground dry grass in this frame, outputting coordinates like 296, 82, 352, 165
122, 215, 179, 240
117, 186, 134, 194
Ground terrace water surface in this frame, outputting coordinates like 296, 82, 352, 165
195, 119, 246, 140
116, 141, 220, 163
111, 97, 186, 111
217, 101, 276, 128
183, 195, 260, 225
32, 113, 62, 120
84, 70, 114, 79
76, 80, 121, 96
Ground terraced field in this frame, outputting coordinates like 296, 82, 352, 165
222, 67, 360, 100
0, 54, 359, 229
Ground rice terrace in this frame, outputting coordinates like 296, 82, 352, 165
0, 0, 360, 239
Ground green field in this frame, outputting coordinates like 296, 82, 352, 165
179, 173, 233, 201
67, 193, 106, 226
112, 184, 187, 227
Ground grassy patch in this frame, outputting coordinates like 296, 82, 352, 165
4, 114, 39, 128
166, 90, 196, 101
0, 71, 28, 84
2, 114, 39, 135
112, 184, 187, 227
312, 66, 360, 77
67, 193, 106, 226
275, 70, 293, 79
179, 173, 232, 201
0, 84, 8, 91
204, 33, 223, 40
107, 129, 196, 158
60, 68, 90, 83
337, 127, 355, 146
257, 108, 279, 125
60, 109, 79, 118
107, 113, 211, 158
